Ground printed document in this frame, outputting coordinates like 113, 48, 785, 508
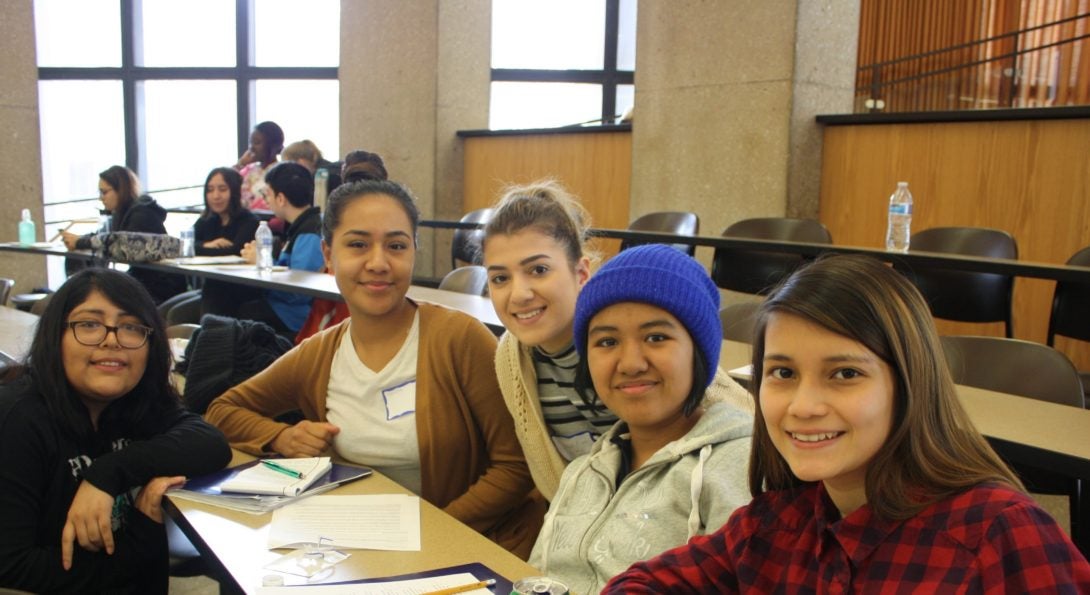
268, 494, 421, 551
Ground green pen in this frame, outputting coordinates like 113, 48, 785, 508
260, 459, 304, 479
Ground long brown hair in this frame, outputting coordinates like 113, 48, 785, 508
748, 254, 1022, 520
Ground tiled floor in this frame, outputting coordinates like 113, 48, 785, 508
169, 575, 220, 594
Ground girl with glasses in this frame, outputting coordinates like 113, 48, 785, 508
0, 268, 231, 594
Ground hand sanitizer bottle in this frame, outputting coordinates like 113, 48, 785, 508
18, 209, 35, 245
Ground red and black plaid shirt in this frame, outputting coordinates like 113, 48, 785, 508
605, 482, 1090, 593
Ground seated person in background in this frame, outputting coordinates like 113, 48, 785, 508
235, 120, 284, 210
606, 255, 1090, 593
60, 165, 186, 304
0, 268, 231, 594
293, 149, 390, 345
206, 179, 544, 558
238, 162, 324, 336
282, 139, 342, 193
194, 167, 259, 256
529, 245, 754, 594
195, 166, 261, 316
340, 149, 388, 183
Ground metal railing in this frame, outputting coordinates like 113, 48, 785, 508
857, 12, 1090, 113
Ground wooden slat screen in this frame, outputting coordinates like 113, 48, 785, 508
857, 0, 1089, 112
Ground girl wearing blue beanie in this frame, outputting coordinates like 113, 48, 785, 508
528, 244, 756, 594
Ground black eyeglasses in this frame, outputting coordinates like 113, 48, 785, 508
67, 321, 153, 349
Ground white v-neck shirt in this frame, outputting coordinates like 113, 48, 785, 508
325, 313, 422, 494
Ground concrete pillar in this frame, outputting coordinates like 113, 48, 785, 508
631, 0, 858, 258
339, 0, 490, 278
0, 0, 48, 295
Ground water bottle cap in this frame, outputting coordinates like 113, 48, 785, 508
897, 181, 909, 187
21, 208, 31, 221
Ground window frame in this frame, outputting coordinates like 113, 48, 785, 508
490, 0, 634, 124
35, 0, 338, 180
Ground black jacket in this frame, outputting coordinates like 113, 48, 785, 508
193, 209, 260, 257
0, 376, 231, 594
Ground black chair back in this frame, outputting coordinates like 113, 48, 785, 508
452, 208, 495, 269
619, 211, 700, 255
711, 218, 831, 295
1048, 246, 1090, 345
897, 227, 1017, 337
719, 301, 761, 344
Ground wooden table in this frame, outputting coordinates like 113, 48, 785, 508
165, 454, 538, 594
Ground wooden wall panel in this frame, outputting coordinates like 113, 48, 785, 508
462, 132, 632, 257
820, 118, 1090, 369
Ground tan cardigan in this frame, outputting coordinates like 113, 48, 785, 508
494, 332, 754, 501
205, 302, 544, 557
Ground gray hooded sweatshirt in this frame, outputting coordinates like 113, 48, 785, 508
529, 399, 754, 594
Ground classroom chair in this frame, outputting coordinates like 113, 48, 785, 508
1047, 245, 1090, 402
898, 226, 1017, 337
438, 265, 489, 296
619, 211, 700, 255
941, 334, 1084, 538
719, 301, 761, 344
0, 278, 13, 307
711, 217, 832, 295
451, 208, 495, 269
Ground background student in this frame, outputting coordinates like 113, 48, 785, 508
0, 268, 231, 594
530, 245, 754, 594
59, 165, 186, 304
238, 161, 324, 336
193, 166, 259, 257
606, 255, 1090, 592
206, 179, 544, 558
194, 166, 261, 317
235, 120, 284, 210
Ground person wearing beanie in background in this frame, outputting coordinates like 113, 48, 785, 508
527, 244, 755, 594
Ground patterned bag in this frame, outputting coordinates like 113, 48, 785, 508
89, 232, 182, 262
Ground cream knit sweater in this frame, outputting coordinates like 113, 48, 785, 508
494, 332, 754, 501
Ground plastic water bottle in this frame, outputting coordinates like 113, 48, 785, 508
179, 228, 195, 258
885, 181, 913, 253
255, 221, 274, 274
18, 208, 35, 245
314, 168, 330, 212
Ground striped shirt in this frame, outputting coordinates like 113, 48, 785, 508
532, 343, 618, 462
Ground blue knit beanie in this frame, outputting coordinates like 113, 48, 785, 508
574, 244, 722, 386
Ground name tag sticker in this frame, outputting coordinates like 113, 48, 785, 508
382, 380, 417, 420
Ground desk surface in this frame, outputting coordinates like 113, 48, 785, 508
0, 307, 38, 360
166, 454, 537, 594
0, 244, 502, 330
719, 340, 1090, 479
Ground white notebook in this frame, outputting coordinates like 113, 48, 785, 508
220, 457, 332, 497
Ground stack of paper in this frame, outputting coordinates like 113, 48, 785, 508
169, 460, 371, 515
222, 457, 332, 497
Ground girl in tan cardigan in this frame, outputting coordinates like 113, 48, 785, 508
205, 179, 543, 558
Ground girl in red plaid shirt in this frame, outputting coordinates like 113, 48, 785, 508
606, 254, 1090, 593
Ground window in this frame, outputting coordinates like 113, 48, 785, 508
490, 0, 636, 129
34, 0, 340, 230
